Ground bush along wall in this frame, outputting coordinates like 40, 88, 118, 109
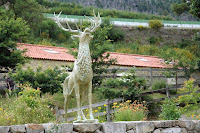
0, 120, 200, 133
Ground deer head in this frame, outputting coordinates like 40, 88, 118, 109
54, 10, 101, 43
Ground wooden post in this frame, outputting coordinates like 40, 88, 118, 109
175, 70, 178, 92
139, 94, 142, 101
166, 86, 170, 98
106, 99, 111, 122
55, 106, 59, 120
113, 72, 116, 79
149, 68, 153, 88
139, 97, 142, 102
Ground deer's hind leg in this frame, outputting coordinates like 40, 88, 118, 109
88, 81, 94, 120
64, 95, 69, 122
74, 82, 82, 121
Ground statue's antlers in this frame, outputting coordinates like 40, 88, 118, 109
85, 9, 101, 33
54, 11, 80, 33
54, 10, 101, 34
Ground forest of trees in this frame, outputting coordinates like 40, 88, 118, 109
55, 0, 199, 21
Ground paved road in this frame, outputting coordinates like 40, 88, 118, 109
50, 17, 200, 29
111, 21, 200, 29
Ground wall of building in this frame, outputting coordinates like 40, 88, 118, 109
23, 59, 74, 70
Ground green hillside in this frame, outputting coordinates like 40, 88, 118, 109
44, 13, 200, 25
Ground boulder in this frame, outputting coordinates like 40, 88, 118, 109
10, 125, 26, 133
60, 123, 73, 133
25, 124, 44, 133
194, 120, 200, 132
153, 129, 161, 133
176, 120, 195, 130
135, 121, 155, 133
0, 126, 10, 133
161, 127, 182, 133
102, 122, 126, 133
94, 129, 103, 133
126, 121, 140, 131
42, 123, 55, 133
73, 123, 101, 133
154, 120, 175, 128
181, 128, 187, 133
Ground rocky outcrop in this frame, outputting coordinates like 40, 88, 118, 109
0, 120, 199, 133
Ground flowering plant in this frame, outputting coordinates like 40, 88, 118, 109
113, 100, 148, 121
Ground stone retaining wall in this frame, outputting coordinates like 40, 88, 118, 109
0, 120, 200, 133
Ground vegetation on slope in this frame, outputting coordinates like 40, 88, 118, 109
53, 0, 198, 21
40, 0, 173, 20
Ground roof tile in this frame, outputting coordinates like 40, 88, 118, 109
17, 43, 168, 68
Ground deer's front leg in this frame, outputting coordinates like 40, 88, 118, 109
74, 83, 81, 121
88, 81, 94, 120
80, 95, 87, 120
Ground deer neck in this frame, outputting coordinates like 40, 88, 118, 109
76, 43, 91, 66
75, 43, 92, 81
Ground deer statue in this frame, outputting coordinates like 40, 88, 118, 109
54, 10, 101, 123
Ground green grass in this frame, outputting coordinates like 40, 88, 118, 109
149, 93, 167, 100
44, 13, 200, 25
43, 91, 106, 109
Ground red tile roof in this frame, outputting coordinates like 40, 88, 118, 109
17, 43, 75, 62
108, 52, 168, 68
17, 43, 168, 68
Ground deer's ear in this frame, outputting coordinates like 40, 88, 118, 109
71, 35, 79, 40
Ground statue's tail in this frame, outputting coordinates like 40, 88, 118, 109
63, 76, 73, 96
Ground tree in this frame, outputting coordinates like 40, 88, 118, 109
0, 13, 30, 70
171, 3, 190, 16
162, 9, 169, 16
187, 0, 200, 18
90, 19, 116, 87
171, 0, 200, 18
162, 48, 197, 79
0, 0, 44, 31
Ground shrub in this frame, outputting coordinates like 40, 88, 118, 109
148, 36, 160, 45
96, 87, 123, 100
136, 25, 147, 31
152, 79, 167, 90
198, 59, 200, 71
177, 39, 192, 48
148, 20, 163, 29
135, 45, 160, 56
0, 85, 55, 126
97, 69, 147, 100
113, 100, 148, 121
38, 39, 55, 46
102, 78, 125, 88
108, 27, 125, 42
159, 98, 181, 120
116, 47, 134, 54
9, 65, 68, 94
100, 17, 124, 42
38, 19, 70, 42
177, 79, 200, 118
